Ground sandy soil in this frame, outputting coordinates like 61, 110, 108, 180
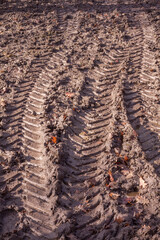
0, 0, 159, 239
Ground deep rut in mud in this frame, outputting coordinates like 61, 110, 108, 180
0, 1, 159, 239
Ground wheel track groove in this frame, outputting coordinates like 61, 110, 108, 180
21, 8, 83, 239
53, 46, 126, 239
22, 61, 59, 238
121, 11, 160, 174
0, 2, 71, 238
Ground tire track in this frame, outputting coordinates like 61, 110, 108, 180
0, 57, 51, 237
22, 68, 54, 238
22, 56, 70, 239
121, 11, 160, 174
54, 48, 126, 239
21, 9, 79, 239
0, 4, 68, 238
139, 13, 160, 162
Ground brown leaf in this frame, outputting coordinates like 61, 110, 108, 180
126, 172, 134, 179
124, 155, 128, 161
79, 131, 89, 141
109, 192, 119, 200
136, 196, 149, 204
115, 217, 123, 224
0, 98, 6, 107
127, 191, 139, 197
63, 114, 67, 120
51, 136, 57, 144
108, 170, 114, 182
106, 183, 110, 188
139, 177, 147, 188
120, 131, 124, 136
114, 148, 120, 156
134, 212, 141, 219
124, 197, 134, 205
65, 92, 74, 98
133, 130, 138, 137
88, 178, 96, 188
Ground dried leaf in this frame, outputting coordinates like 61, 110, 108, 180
80, 131, 87, 136
120, 131, 124, 136
79, 131, 89, 141
115, 217, 123, 224
139, 177, 147, 188
108, 170, 114, 182
126, 172, 134, 179
116, 157, 123, 164
106, 183, 110, 188
133, 130, 138, 137
88, 178, 96, 188
66, 92, 74, 98
109, 192, 119, 200
134, 212, 141, 219
114, 148, 120, 156
136, 196, 149, 204
98, 138, 103, 144
124, 155, 128, 161
127, 191, 139, 197
0, 98, 6, 107
121, 169, 130, 176
124, 197, 134, 205
22, 210, 26, 214
51, 136, 57, 144
63, 114, 67, 120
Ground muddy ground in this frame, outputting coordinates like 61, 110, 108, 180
0, 0, 160, 239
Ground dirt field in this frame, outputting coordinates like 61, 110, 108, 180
0, 0, 159, 239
